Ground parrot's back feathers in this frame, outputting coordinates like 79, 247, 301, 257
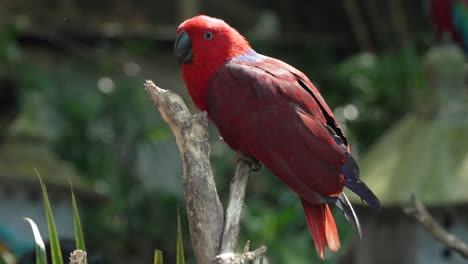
297, 79, 348, 146
208, 53, 381, 209
208, 54, 347, 196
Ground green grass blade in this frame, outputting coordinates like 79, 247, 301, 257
176, 208, 185, 264
35, 169, 63, 264
153, 250, 163, 264
0, 248, 15, 264
69, 178, 86, 251
23, 218, 47, 264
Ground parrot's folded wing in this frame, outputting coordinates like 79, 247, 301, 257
207, 56, 346, 199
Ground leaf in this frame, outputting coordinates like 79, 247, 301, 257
69, 178, 86, 252
23, 218, 47, 264
153, 250, 163, 264
176, 208, 185, 264
35, 168, 63, 264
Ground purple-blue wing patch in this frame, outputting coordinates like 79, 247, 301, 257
231, 49, 266, 63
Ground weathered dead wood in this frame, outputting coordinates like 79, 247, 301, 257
219, 160, 252, 254
404, 194, 468, 259
145, 80, 266, 264
146, 80, 224, 264
387, 0, 410, 48
214, 241, 267, 264
342, 0, 373, 51
69, 250, 87, 264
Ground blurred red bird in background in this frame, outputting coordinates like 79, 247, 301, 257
175, 15, 380, 259
429, 0, 468, 51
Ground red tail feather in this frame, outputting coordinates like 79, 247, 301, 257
302, 200, 340, 259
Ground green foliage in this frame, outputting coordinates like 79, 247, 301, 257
151, 210, 187, 264
176, 209, 185, 264
0, 23, 21, 67
26, 169, 187, 264
70, 179, 86, 252
333, 48, 425, 150
24, 171, 91, 264
35, 169, 64, 264
122, 39, 156, 55
23, 218, 47, 264
154, 250, 164, 264
22, 171, 89, 264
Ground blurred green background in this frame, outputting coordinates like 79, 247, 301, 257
0, 0, 466, 264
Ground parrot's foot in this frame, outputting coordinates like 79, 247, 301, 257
233, 152, 262, 172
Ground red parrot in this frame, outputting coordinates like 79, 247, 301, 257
175, 15, 380, 259
429, 0, 468, 51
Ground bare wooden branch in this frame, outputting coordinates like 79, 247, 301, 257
362, 0, 385, 48
215, 157, 267, 263
219, 160, 252, 254
387, 0, 410, 48
177, 0, 200, 22
214, 241, 267, 264
145, 80, 224, 264
342, 0, 373, 51
146, 80, 266, 264
404, 194, 468, 259
69, 250, 87, 264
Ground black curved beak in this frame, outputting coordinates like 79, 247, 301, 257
174, 31, 193, 65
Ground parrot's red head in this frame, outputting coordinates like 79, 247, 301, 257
175, 15, 251, 110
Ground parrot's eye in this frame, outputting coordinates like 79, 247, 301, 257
204, 31, 213, 40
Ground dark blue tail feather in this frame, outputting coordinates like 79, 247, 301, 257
333, 193, 362, 238
341, 152, 381, 211
331, 133, 381, 210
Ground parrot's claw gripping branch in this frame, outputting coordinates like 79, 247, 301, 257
145, 80, 266, 264
404, 194, 468, 259
233, 153, 262, 172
